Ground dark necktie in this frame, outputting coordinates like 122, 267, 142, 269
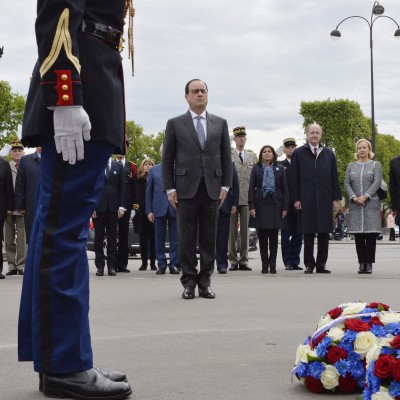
314, 147, 318, 156
196, 116, 205, 149
239, 152, 243, 163
15, 162, 19, 169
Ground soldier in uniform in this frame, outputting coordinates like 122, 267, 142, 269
229, 126, 257, 271
278, 138, 303, 271
18, 1, 133, 398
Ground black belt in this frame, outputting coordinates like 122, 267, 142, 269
80, 20, 122, 50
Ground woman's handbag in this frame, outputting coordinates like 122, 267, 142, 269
374, 162, 388, 200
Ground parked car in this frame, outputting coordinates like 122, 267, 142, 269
87, 220, 258, 255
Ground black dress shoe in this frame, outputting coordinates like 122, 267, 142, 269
229, 264, 238, 271
292, 265, 303, 270
6, 270, 17, 276
96, 269, 104, 276
365, 263, 373, 274
18, 269, 24, 275
182, 286, 195, 299
304, 267, 314, 274
138, 265, 147, 271
150, 263, 157, 271
0, 274, 5, 279
285, 265, 293, 270
39, 366, 127, 392
198, 286, 215, 299
43, 368, 132, 399
316, 268, 331, 274
238, 264, 252, 271
358, 263, 365, 274
169, 268, 180, 274
108, 268, 117, 276
117, 268, 130, 273
269, 267, 277, 274
218, 268, 227, 274
156, 269, 166, 275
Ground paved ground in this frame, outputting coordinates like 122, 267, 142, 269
1, 238, 400, 400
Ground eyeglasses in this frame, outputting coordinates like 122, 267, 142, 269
189, 88, 208, 94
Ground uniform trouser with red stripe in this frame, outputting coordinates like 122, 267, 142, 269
18, 135, 114, 373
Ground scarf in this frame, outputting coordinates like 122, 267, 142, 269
262, 163, 275, 198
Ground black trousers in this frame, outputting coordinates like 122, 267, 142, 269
354, 233, 377, 263
139, 219, 156, 266
93, 210, 118, 270
257, 229, 278, 268
303, 233, 329, 269
0, 219, 4, 274
177, 181, 219, 288
117, 210, 130, 268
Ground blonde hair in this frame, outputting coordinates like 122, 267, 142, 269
354, 139, 373, 160
138, 158, 154, 178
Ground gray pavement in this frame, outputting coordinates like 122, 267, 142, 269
1, 239, 400, 400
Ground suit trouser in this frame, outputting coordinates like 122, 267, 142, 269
178, 181, 219, 288
257, 229, 278, 268
139, 218, 156, 266
18, 136, 113, 373
117, 210, 130, 268
228, 205, 249, 265
154, 212, 178, 269
215, 210, 231, 269
5, 214, 27, 271
93, 210, 118, 270
280, 211, 302, 267
0, 219, 4, 274
354, 233, 377, 263
303, 233, 329, 269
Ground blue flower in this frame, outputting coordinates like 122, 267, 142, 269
303, 336, 311, 346
342, 330, 357, 343
366, 362, 381, 394
296, 362, 308, 378
334, 359, 350, 376
363, 386, 372, 400
389, 380, 400, 397
349, 360, 365, 380
347, 350, 361, 362
308, 361, 325, 380
370, 324, 387, 337
385, 322, 400, 335
316, 336, 332, 357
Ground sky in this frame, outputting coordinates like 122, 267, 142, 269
1, 0, 400, 156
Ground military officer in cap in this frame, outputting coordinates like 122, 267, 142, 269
229, 126, 257, 271
279, 138, 303, 270
18, 0, 133, 398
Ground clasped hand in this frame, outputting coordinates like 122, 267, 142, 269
53, 106, 91, 164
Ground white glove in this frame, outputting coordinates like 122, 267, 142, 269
130, 210, 136, 219
53, 106, 91, 164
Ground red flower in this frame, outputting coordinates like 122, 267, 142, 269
327, 307, 342, 319
313, 332, 327, 347
374, 355, 394, 379
390, 335, 400, 349
338, 373, 358, 394
305, 376, 324, 394
344, 319, 371, 332
370, 316, 384, 326
367, 302, 390, 311
326, 346, 348, 364
392, 359, 400, 382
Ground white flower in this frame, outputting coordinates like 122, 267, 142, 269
342, 302, 367, 315
379, 312, 400, 325
327, 326, 345, 341
295, 344, 311, 365
365, 344, 382, 367
379, 334, 395, 347
354, 331, 377, 357
371, 387, 395, 399
320, 364, 339, 390
317, 314, 332, 329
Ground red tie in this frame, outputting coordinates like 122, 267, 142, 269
15, 162, 19, 169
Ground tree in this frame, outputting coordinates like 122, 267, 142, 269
0, 80, 25, 148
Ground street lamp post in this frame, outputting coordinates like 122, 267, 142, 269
330, 1, 400, 155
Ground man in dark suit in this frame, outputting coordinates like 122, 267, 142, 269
15, 147, 41, 244
162, 79, 232, 300
389, 155, 400, 218
0, 156, 14, 279
215, 162, 239, 274
18, 2, 132, 396
115, 149, 137, 273
146, 146, 180, 275
279, 138, 303, 271
292, 124, 342, 274
93, 159, 126, 276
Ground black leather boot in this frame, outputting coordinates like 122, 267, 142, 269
261, 263, 269, 274
365, 263, 373, 274
358, 263, 365, 274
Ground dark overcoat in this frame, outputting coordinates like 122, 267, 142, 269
133, 176, 149, 234
291, 144, 342, 234
21, 0, 126, 153
248, 162, 289, 229
0, 158, 14, 220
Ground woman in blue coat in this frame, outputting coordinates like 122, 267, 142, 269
249, 145, 289, 274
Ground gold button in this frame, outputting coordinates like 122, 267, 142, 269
62, 85, 68, 91
62, 95, 69, 101
61, 74, 68, 81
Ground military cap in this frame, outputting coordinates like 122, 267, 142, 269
10, 140, 24, 150
233, 126, 247, 136
283, 138, 297, 147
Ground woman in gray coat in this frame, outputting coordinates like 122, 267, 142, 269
344, 139, 382, 274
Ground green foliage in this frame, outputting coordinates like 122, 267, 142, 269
0, 80, 25, 149
124, 120, 165, 166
